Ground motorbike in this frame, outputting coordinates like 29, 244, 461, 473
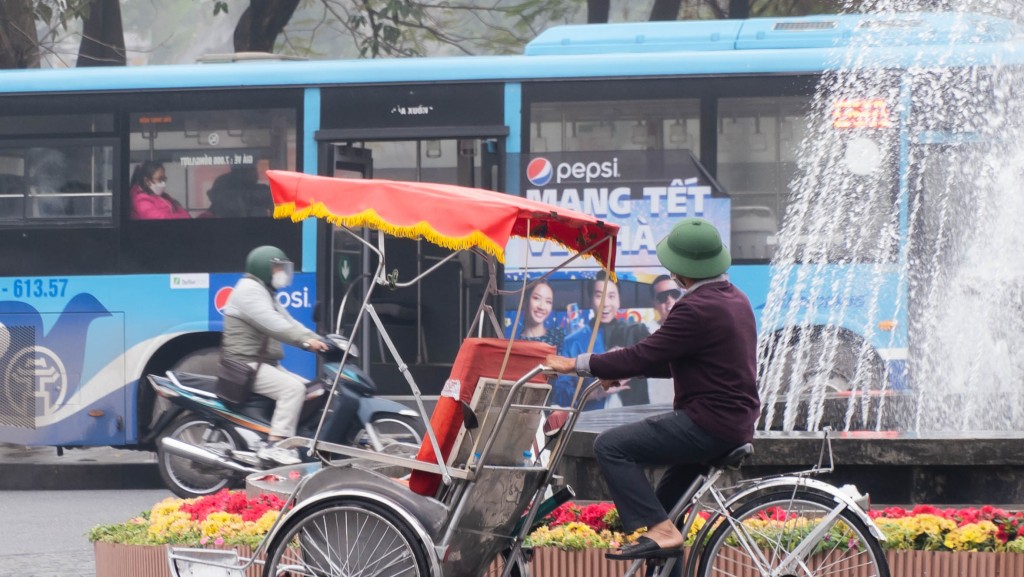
147, 334, 424, 499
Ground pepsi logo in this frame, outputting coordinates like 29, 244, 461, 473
214, 286, 233, 315
526, 157, 553, 187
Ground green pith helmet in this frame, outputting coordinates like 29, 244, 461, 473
655, 217, 731, 280
245, 245, 289, 285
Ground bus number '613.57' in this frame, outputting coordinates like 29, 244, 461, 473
12, 278, 68, 298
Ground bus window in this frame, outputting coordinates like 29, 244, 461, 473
0, 112, 113, 136
0, 144, 115, 223
717, 96, 810, 261
129, 108, 296, 219
530, 99, 701, 154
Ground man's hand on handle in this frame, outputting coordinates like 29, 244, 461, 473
304, 338, 330, 353
545, 354, 630, 400
545, 355, 576, 374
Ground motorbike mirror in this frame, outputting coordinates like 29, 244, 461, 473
461, 400, 479, 431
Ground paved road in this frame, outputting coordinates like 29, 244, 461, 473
0, 489, 172, 577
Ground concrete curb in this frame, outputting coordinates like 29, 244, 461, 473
0, 445, 163, 491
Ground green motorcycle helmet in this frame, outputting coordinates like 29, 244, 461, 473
655, 217, 731, 280
245, 245, 292, 286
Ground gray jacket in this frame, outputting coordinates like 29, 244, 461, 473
221, 275, 318, 363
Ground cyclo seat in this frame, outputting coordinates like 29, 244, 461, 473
706, 443, 754, 470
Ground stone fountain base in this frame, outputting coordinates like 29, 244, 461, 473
559, 405, 1024, 505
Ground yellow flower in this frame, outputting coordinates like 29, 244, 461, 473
688, 515, 706, 541
945, 521, 997, 551
241, 511, 280, 537
200, 512, 246, 538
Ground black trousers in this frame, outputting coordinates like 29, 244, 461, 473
593, 410, 737, 532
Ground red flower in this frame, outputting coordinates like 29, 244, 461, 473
870, 506, 909, 520
546, 503, 582, 528
178, 490, 285, 522
579, 503, 616, 532
757, 506, 792, 522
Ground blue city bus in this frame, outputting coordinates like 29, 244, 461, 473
0, 11, 1017, 448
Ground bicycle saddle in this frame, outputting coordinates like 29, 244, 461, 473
707, 443, 754, 469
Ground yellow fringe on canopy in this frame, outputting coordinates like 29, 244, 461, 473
275, 201, 508, 263
274, 201, 616, 273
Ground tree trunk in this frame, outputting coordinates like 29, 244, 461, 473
0, 0, 40, 68
587, 0, 610, 24
729, 0, 752, 19
77, 0, 126, 67
650, 0, 683, 21
234, 0, 301, 53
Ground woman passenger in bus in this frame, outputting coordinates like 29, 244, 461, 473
129, 160, 190, 220
506, 280, 565, 349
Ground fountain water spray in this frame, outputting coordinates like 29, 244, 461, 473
758, 1, 1024, 433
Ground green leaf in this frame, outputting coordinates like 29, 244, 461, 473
36, 4, 53, 25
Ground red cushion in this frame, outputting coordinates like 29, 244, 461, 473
407, 338, 553, 496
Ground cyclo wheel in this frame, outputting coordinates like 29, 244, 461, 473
263, 498, 431, 577
696, 490, 889, 577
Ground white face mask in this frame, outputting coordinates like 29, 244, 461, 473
271, 270, 290, 289
150, 180, 167, 194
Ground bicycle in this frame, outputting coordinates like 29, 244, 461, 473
624, 428, 889, 577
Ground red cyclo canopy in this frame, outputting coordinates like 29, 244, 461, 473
268, 170, 617, 271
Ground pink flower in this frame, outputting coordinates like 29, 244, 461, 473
200, 536, 209, 545
214, 537, 224, 546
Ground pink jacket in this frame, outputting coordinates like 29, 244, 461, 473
130, 185, 191, 220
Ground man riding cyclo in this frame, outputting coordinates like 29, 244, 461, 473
546, 217, 760, 560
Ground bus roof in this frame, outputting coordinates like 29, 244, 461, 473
525, 12, 1020, 54
1, 12, 1022, 95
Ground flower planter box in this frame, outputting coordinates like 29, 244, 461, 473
93, 542, 263, 577
888, 550, 1024, 577
517, 548, 1024, 577
97, 542, 1024, 577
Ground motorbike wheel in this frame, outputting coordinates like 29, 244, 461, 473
357, 414, 425, 451
157, 413, 244, 499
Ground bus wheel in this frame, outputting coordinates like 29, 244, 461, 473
171, 346, 220, 375
771, 329, 883, 395
148, 347, 221, 437
156, 414, 243, 499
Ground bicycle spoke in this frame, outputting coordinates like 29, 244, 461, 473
698, 491, 887, 577
266, 503, 424, 577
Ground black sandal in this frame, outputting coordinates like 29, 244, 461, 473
605, 536, 684, 560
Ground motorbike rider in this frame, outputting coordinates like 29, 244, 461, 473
221, 245, 329, 465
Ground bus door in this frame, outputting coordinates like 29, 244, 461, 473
905, 137, 994, 384
322, 145, 373, 372
321, 138, 499, 395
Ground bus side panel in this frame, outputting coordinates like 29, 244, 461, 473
728, 264, 772, 331
0, 300, 126, 446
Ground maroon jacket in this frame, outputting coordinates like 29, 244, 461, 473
588, 279, 760, 444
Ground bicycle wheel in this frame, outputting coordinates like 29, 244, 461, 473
696, 490, 888, 577
263, 499, 431, 577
